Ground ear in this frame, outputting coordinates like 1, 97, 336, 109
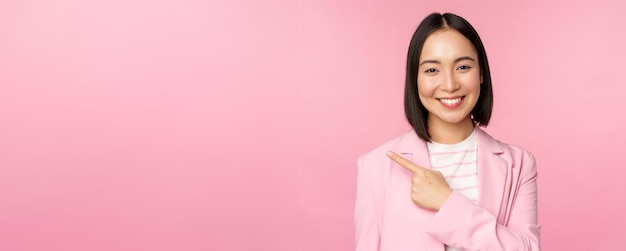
477, 65, 484, 84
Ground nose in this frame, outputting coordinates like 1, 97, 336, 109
441, 71, 460, 92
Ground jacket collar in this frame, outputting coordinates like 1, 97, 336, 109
395, 126, 510, 224
396, 126, 503, 156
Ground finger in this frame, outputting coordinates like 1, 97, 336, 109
386, 151, 425, 173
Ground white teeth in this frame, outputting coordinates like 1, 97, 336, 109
440, 97, 462, 105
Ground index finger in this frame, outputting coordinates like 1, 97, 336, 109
386, 151, 424, 173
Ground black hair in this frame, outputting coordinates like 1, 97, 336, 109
404, 12, 493, 141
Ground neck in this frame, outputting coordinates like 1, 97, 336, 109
428, 117, 475, 144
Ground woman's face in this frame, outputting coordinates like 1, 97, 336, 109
417, 29, 482, 128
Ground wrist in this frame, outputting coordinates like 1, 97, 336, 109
436, 189, 453, 211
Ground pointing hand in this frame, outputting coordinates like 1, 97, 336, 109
387, 151, 452, 211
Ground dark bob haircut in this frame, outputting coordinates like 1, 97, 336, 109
404, 13, 493, 142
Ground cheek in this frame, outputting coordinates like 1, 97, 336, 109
460, 73, 481, 92
416, 77, 437, 98
468, 81, 481, 93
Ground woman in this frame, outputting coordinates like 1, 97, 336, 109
354, 13, 540, 250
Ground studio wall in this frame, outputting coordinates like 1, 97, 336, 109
1, 0, 624, 250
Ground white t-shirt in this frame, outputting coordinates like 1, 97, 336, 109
427, 129, 479, 251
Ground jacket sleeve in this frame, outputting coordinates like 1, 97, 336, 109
354, 156, 380, 251
425, 153, 541, 251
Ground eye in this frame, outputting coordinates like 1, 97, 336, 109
424, 68, 438, 73
457, 65, 472, 71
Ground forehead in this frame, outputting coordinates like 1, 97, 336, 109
420, 29, 477, 60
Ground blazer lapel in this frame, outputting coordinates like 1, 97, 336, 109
475, 128, 511, 224
392, 128, 512, 249
396, 131, 445, 251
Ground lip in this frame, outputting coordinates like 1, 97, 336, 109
437, 96, 465, 109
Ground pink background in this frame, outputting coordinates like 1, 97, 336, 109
1, 0, 624, 250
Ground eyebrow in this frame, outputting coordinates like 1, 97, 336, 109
419, 56, 476, 66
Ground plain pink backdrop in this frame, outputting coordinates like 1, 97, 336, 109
1, 0, 625, 250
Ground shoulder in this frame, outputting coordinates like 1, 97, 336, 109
356, 130, 418, 188
477, 128, 537, 173
358, 130, 417, 164
477, 127, 534, 157
357, 130, 421, 181
498, 138, 536, 165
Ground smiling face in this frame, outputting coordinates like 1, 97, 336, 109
417, 29, 482, 130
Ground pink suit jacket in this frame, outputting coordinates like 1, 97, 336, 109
355, 127, 540, 251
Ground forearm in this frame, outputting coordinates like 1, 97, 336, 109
426, 191, 540, 251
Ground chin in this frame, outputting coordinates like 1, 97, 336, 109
443, 119, 467, 125
438, 114, 472, 125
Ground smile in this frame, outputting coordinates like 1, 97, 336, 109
437, 96, 465, 108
